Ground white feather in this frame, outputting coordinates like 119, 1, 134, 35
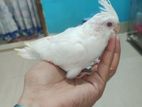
15, 42, 40, 59
99, 0, 119, 21
15, 0, 119, 79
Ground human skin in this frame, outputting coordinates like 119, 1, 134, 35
17, 35, 121, 107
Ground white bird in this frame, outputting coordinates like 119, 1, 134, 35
15, 0, 120, 79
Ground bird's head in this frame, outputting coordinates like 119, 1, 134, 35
83, 0, 120, 36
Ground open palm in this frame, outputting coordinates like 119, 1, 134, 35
18, 36, 120, 107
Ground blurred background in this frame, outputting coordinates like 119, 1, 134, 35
41, 0, 131, 33
0, 0, 142, 107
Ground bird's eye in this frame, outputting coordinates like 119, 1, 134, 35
107, 22, 112, 27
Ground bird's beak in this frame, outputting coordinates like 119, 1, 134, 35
114, 24, 120, 33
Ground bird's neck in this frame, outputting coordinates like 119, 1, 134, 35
81, 23, 96, 36
81, 23, 113, 40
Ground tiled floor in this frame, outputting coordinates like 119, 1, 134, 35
0, 33, 142, 107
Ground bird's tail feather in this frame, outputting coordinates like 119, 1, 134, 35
15, 42, 40, 60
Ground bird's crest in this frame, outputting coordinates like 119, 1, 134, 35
99, 0, 119, 20
99, 0, 118, 21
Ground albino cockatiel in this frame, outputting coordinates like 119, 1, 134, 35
15, 0, 120, 79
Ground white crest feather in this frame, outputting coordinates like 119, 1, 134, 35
99, 0, 118, 20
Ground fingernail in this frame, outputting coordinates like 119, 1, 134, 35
112, 34, 116, 37
110, 35, 116, 39
116, 35, 120, 40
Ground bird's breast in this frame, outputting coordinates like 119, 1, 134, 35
82, 36, 108, 60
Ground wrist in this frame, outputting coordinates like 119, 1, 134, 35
17, 89, 53, 107
17, 90, 37, 107
17, 96, 34, 107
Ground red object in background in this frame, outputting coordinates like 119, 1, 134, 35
134, 24, 142, 33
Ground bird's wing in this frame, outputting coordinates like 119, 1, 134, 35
42, 36, 87, 67
15, 34, 87, 67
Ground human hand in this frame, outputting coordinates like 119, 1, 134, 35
17, 35, 121, 107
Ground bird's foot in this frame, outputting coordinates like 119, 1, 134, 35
77, 68, 92, 79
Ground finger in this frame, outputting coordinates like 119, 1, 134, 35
84, 36, 116, 84
96, 36, 116, 82
91, 64, 98, 72
109, 36, 121, 78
